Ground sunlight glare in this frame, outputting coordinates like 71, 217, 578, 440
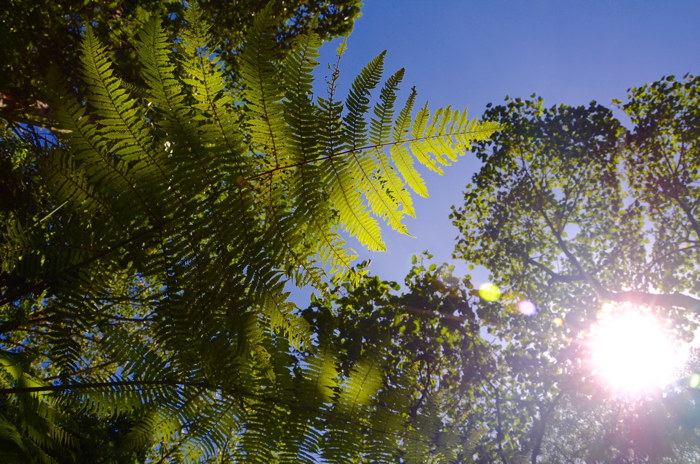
690, 374, 700, 389
591, 308, 682, 393
517, 300, 537, 316
479, 283, 501, 302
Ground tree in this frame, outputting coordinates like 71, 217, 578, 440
303, 253, 700, 464
0, 0, 362, 129
536, 381, 700, 463
451, 74, 700, 462
0, 4, 499, 462
454, 75, 700, 324
303, 253, 567, 464
304, 254, 491, 461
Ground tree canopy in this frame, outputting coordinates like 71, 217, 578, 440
452, 75, 700, 338
2, 0, 700, 462
450, 74, 700, 463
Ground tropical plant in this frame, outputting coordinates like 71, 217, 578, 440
0, 4, 499, 462
0, 0, 362, 129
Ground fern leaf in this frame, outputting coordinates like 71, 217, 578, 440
370, 68, 404, 146
341, 51, 386, 152
409, 104, 443, 174
368, 68, 416, 219
323, 155, 386, 251
80, 27, 175, 220
47, 70, 156, 224
240, 5, 289, 171
136, 17, 214, 195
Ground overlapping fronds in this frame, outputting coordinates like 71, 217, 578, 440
0, 351, 76, 464
0, 4, 499, 462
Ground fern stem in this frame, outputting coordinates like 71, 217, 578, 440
0, 380, 210, 395
245, 126, 496, 182
41, 361, 117, 381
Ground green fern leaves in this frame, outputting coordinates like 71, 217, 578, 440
1, 4, 499, 463
238, 33, 500, 255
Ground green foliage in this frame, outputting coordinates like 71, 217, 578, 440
537, 383, 700, 464
0, 0, 362, 127
452, 79, 700, 327
0, 5, 498, 462
622, 75, 700, 297
453, 97, 625, 313
451, 75, 700, 462
305, 257, 485, 462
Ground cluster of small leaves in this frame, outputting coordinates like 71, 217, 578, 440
450, 76, 700, 462
452, 97, 628, 307
622, 74, 700, 298
305, 254, 480, 383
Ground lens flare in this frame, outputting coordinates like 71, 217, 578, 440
591, 309, 682, 393
479, 283, 501, 302
553, 317, 564, 326
690, 374, 700, 389
517, 300, 537, 316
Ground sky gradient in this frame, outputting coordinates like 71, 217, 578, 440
309, 1, 700, 291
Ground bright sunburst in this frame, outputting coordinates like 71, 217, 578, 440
591, 306, 684, 393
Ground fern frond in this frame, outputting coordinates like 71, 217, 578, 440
179, 5, 247, 181
136, 17, 213, 196
324, 357, 383, 462
281, 32, 346, 284
323, 154, 386, 251
391, 87, 428, 197
288, 347, 339, 461
408, 105, 501, 176
0, 7, 505, 462
0, 412, 29, 464
47, 70, 158, 225
0, 351, 76, 464
283, 32, 322, 164
240, 5, 289, 172
368, 68, 416, 220
370, 68, 404, 147
341, 51, 386, 152
408, 103, 443, 174
80, 27, 175, 220
318, 91, 385, 252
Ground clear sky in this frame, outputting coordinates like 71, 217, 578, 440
308, 1, 700, 291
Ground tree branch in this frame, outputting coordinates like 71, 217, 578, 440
592, 288, 700, 311
495, 388, 509, 464
530, 391, 563, 464
476, 364, 509, 464
42, 361, 117, 381
0, 94, 70, 133
519, 253, 583, 284
401, 305, 468, 323
521, 158, 700, 312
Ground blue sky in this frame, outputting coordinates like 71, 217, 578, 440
308, 1, 700, 291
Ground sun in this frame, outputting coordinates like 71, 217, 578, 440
590, 306, 683, 393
